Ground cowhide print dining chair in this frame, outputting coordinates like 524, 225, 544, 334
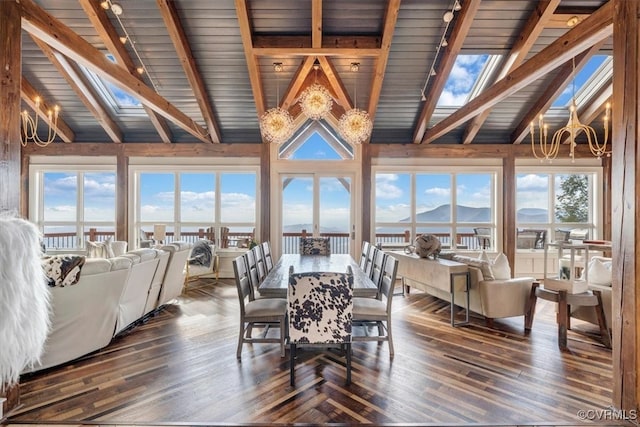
287, 271, 353, 386
299, 237, 331, 255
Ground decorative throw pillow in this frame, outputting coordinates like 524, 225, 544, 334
453, 254, 495, 281
86, 239, 115, 258
42, 255, 86, 287
491, 253, 512, 280
586, 257, 612, 286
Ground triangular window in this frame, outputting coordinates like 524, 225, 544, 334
278, 121, 354, 160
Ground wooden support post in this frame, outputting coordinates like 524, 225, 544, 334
611, 0, 639, 413
0, 0, 22, 213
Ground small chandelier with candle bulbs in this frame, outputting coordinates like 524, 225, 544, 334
530, 57, 611, 161
21, 96, 60, 147
260, 62, 295, 144
338, 63, 373, 145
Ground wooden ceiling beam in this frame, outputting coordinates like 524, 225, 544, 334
367, 0, 401, 124
312, 0, 322, 48
252, 47, 381, 57
78, 0, 173, 143
252, 35, 381, 50
422, 0, 613, 144
281, 57, 316, 110
21, 0, 209, 143
157, 0, 221, 143
317, 57, 352, 110
21, 78, 75, 143
511, 42, 604, 144
413, 0, 482, 144
462, 0, 561, 144
31, 35, 123, 143
235, 0, 266, 117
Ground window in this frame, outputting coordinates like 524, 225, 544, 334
515, 168, 601, 250
278, 121, 354, 160
374, 168, 499, 251
436, 54, 501, 108
81, 53, 145, 116
133, 167, 258, 249
551, 55, 612, 110
31, 167, 117, 251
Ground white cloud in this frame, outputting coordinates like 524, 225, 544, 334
375, 174, 403, 199
180, 190, 215, 203
517, 174, 548, 190
425, 187, 450, 197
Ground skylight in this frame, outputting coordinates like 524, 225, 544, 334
551, 55, 612, 109
81, 53, 145, 116
436, 54, 501, 108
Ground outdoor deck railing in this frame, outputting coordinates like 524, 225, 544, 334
43, 228, 487, 253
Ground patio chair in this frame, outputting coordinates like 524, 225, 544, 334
288, 271, 353, 386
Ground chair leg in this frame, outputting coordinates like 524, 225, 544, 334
386, 319, 394, 358
280, 318, 285, 357
289, 343, 296, 386
345, 343, 352, 385
237, 322, 245, 359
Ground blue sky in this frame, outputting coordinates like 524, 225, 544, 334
437, 54, 489, 107
552, 55, 608, 108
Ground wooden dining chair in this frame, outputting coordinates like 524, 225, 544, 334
299, 237, 331, 255
288, 271, 353, 386
353, 254, 398, 357
233, 256, 287, 359
359, 241, 371, 270
252, 244, 267, 283
261, 241, 274, 273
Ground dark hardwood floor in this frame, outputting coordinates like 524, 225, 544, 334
6, 277, 620, 426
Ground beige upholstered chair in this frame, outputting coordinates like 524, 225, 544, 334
233, 256, 287, 359
288, 271, 353, 386
353, 254, 398, 357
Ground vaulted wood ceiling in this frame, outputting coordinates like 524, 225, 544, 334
18, 0, 612, 145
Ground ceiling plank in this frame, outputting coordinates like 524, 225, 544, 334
462, 0, 561, 144
235, 0, 266, 118
510, 42, 604, 144
157, 0, 221, 143
367, 0, 401, 124
422, 0, 613, 144
21, 0, 209, 143
78, 0, 173, 143
413, 0, 482, 144
21, 78, 75, 143
31, 35, 123, 143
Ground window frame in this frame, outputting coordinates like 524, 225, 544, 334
372, 160, 502, 252
129, 158, 260, 249
29, 158, 118, 252
514, 161, 603, 251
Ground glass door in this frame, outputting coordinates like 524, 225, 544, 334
280, 174, 353, 254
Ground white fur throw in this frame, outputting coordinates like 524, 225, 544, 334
0, 214, 51, 387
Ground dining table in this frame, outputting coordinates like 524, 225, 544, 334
258, 253, 378, 298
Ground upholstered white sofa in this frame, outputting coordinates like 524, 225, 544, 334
24, 241, 194, 374
25, 256, 133, 373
